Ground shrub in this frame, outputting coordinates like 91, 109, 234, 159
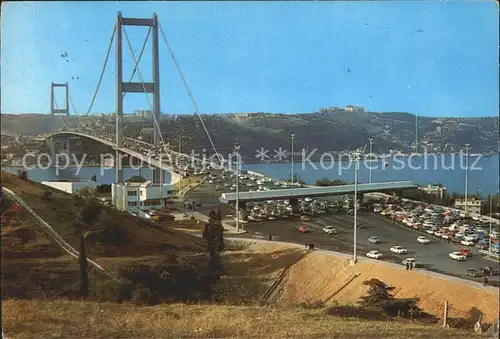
131, 285, 156, 306
325, 305, 387, 321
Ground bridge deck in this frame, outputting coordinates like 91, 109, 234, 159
219, 181, 417, 203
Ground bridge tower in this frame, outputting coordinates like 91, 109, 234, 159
50, 82, 70, 167
115, 12, 162, 184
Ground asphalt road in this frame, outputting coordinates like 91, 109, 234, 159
185, 181, 500, 287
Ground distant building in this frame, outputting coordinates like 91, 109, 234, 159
112, 179, 175, 214
454, 197, 483, 217
345, 105, 365, 113
135, 110, 153, 119
41, 180, 98, 194
419, 184, 446, 199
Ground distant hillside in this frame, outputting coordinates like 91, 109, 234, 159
2, 111, 498, 156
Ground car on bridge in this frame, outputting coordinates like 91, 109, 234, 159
390, 245, 408, 254
366, 250, 383, 259
322, 226, 337, 235
368, 236, 380, 244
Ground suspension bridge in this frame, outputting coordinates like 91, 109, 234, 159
40, 12, 224, 185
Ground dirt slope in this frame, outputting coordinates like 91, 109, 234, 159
1, 171, 204, 257
277, 250, 500, 323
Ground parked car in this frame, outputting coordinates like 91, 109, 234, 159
297, 226, 309, 233
464, 268, 483, 277
417, 236, 431, 244
322, 226, 337, 235
390, 246, 408, 254
366, 250, 383, 259
449, 252, 467, 261
402, 258, 422, 268
460, 239, 475, 246
368, 236, 380, 244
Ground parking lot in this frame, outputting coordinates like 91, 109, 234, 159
185, 179, 500, 287
230, 212, 499, 285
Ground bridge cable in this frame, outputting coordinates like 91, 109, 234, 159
84, 24, 116, 116
122, 26, 152, 101
53, 96, 70, 130
68, 92, 92, 132
120, 20, 176, 169
158, 22, 225, 168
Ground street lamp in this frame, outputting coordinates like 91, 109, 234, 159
234, 143, 241, 232
488, 194, 492, 255
368, 138, 374, 184
290, 134, 295, 184
464, 143, 470, 217
351, 150, 361, 264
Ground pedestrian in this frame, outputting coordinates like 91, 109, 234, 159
268, 234, 273, 241
305, 242, 308, 249
405, 262, 410, 270
410, 262, 414, 270
484, 276, 488, 286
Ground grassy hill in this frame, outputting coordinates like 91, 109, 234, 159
2, 300, 481, 339
1, 171, 204, 257
2, 111, 498, 156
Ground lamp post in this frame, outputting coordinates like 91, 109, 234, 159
464, 143, 470, 217
488, 194, 492, 255
178, 136, 182, 198
290, 134, 295, 184
368, 138, 374, 184
352, 150, 361, 264
234, 143, 240, 232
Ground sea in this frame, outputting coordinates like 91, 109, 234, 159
2, 154, 499, 197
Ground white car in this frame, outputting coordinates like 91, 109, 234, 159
390, 246, 408, 254
322, 226, 337, 235
460, 239, 475, 246
417, 236, 430, 244
449, 252, 467, 261
367, 250, 384, 259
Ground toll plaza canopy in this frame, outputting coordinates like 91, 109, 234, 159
219, 181, 417, 204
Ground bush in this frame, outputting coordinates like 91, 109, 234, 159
358, 278, 424, 320
325, 305, 388, 321
131, 285, 157, 306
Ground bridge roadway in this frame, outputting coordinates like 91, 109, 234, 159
219, 181, 417, 204
45, 131, 181, 181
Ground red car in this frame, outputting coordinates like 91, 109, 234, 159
298, 226, 309, 233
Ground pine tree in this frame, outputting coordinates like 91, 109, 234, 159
78, 234, 89, 298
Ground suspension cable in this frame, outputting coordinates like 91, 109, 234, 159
121, 20, 175, 168
122, 26, 151, 101
69, 92, 91, 132
158, 22, 224, 168
85, 24, 116, 116
53, 97, 70, 130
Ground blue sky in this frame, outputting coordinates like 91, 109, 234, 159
1, 1, 498, 117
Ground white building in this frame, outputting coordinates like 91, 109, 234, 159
41, 180, 98, 194
345, 105, 365, 113
112, 180, 175, 214
454, 197, 483, 217
419, 184, 446, 199
135, 110, 153, 119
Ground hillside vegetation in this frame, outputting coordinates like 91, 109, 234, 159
1, 171, 204, 257
2, 110, 497, 155
3, 300, 483, 339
